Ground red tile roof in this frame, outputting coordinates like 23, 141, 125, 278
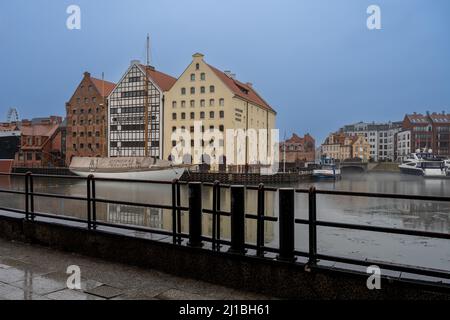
207, 64, 275, 113
91, 78, 116, 97
140, 65, 177, 92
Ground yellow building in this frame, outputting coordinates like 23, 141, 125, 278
321, 133, 370, 162
164, 53, 277, 171
351, 135, 370, 162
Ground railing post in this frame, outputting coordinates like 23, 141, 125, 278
257, 183, 265, 257
25, 172, 30, 221
87, 175, 93, 230
308, 186, 317, 266
212, 181, 219, 250
187, 182, 203, 248
277, 188, 296, 262
91, 176, 97, 230
29, 173, 35, 221
171, 179, 177, 244
228, 185, 246, 254
176, 180, 182, 244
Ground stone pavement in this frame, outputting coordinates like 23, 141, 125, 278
0, 238, 274, 300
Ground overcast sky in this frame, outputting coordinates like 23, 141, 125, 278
0, 0, 449, 143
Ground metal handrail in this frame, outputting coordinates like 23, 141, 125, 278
0, 172, 449, 284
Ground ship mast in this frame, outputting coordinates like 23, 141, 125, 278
143, 34, 150, 157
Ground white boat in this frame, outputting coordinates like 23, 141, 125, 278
399, 151, 448, 178
69, 157, 188, 181
312, 157, 341, 180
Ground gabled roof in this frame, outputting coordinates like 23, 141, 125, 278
91, 78, 116, 97
207, 64, 276, 114
139, 65, 177, 92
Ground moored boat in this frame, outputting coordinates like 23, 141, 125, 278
398, 150, 448, 178
69, 157, 189, 181
312, 157, 341, 180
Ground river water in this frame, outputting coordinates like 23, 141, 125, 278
0, 172, 449, 274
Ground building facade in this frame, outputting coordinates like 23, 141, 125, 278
163, 53, 277, 171
351, 135, 371, 162
341, 121, 402, 161
402, 112, 450, 157
14, 117, 63, 167
108, 61, 176, 158
65, 72, 115, 165
397, 130, 411, 160
280, 133, 315, 166
321, 132, 369, 162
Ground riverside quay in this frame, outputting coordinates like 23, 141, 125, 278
0, 172, 449, 300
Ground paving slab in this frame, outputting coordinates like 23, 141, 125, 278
0, 238, 273, 300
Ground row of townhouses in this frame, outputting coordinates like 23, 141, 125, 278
65, 53, 277, 169
321, 112, 450, 162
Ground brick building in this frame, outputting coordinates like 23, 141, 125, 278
65, 72, 116, 165
402, 112, 450, 157
14, 117, 63, 167
280, 133, 316, 167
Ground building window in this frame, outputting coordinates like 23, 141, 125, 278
200, 112, 205, 119
72, 132, 76, 137
210, 111, 215, 119
190, 126, 194, 133
190, 74, 195, 81
84, 98, 89, 104
172, 126, 176, 132
181, 101, 186, 108
190, 87, 195, 94
190, 112, 195, 120
196, 63, 200, 70
200, 86, 206, 94
88, 85, 93, 92
219, 125, 224, 132
210, 85, 215, 93
26, 153, 33, 161
220, 111, 224, 118
181, 113, 186, 120
200, 99, 206, 107
92, 97, 96, 103
172, 113, 177, 120
80, 143, 84, 149
200, 73, 206, 81
209, 99, 215, 107
172, 101, 177, 108
190, 100, 195, 108
219, 98, 225, 106
181, 88, 186, 95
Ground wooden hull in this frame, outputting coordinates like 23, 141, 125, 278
70, 167, 185, 181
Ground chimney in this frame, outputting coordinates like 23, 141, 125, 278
83, 72, 91, 78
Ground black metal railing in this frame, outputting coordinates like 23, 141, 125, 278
0, 172, 449, 283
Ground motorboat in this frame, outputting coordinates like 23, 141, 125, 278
399, 150, 448, 178
312, 157, 341, 180
69, 157, 189, 181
